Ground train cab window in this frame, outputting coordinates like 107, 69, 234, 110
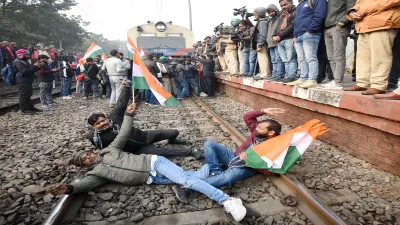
137, 37, 163, 48
164, 37, 185, 49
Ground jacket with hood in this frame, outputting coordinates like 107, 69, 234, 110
13, 59, 39, 83
274, 6, 297, 41
253, 18, 269, 49
294, 0, 327, 37
267, 4, 281, 48
325, 0, 356, 28
346, 0, 400, 34
87, 86, 149, 152
71, 114, 153, 194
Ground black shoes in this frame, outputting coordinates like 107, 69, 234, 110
171, 185, 189, 203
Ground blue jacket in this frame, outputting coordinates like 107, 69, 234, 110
294, 0, 327, 37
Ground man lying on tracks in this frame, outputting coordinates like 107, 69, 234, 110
86, 80, 202, 159
48, 103, 247, 222
173, 108, 285, 200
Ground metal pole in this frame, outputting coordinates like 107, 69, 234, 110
188, 0, 193, 31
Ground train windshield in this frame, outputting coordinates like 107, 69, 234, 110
137, 37, 185, 49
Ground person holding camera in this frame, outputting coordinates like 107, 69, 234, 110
13, 49, 43, 114
252, 7, 272, 81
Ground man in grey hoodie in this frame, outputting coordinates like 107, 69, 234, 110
267, 4, 285, 82
47, 103, 247, 222
253, 7, 272, 80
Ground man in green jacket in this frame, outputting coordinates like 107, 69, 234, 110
47, 104, 247, 222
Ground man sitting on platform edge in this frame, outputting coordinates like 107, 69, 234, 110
86, 79, 202, 159
48, 103, 247, 222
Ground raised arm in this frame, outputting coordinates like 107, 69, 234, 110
109, 104, 136, 150
243, 109, 264, 131
109, 84, 131, 123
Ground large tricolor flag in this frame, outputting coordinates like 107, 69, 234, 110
245, 120, 328, 174
127, 37, 179, 107
79, 42, 106, 65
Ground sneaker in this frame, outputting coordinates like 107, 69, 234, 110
145, 102, 150, 105
282, 78, 297, 84
253, 75, 267, 81
83, 97, 88, 100
149, 103, 159, 106
168, 138, 187, 145
41, 105, 49, 109
223, 197, 247, 222
177, 97, 184, 100
110, 104, 115, 108
68, 95, 74, 98
299, 81, 317, 89
171, 186, 189, 203
200, 92, 208, 97
321, 81, 343, 90
190, 149, 202, 160
286, 79, 304, 86
62, 96, 72, 100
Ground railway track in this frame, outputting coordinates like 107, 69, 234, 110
0, 82, 76, 114
42, 95, 346, 225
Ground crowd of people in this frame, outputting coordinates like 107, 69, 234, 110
192, 0, 400, 99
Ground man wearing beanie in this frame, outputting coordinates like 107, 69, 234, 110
14, 49, 44, 114
47, 103, 247, 222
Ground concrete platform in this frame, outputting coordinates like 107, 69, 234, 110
216, 74, 400, 176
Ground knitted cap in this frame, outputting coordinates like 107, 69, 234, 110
67, 150, 90, 167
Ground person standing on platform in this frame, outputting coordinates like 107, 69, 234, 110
267, 4, 285, 82
221, 23, 240, 75
253, 7, 272, 81
239, 21, 257, 76
343, 0, 400, 95
13, 49, 43, 114
102, 50, 124, 107
287, 0, 327, 89
322, 0, 356, 89
273, 0, 298, 84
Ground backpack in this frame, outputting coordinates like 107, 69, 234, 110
1, 60, 24, 85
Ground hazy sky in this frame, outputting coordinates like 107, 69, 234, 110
66, 0, 299, 42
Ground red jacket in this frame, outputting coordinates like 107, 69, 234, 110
235, 109, 276, 176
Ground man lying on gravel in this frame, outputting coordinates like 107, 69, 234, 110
48, 103, 247, 222
86, 80, 202, 159
172, 108, 285, 201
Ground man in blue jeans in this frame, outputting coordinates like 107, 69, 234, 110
267, 4, 285, 82
169, 59, 189, 100
287, 0, 327, 89
172, 108, 285, 201
48, 104, 247, 222
185, 61, 200, 96
239, 21, 257, 76
61, 59, 74, 100
273, 0, 298, 84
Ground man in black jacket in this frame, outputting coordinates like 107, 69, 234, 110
38, 55, 58, 108
13, 49, 43, 114
143, 54, 160, 105
86, 82, 202, 159
195, 55, 215, 98
272, 0, 298, 83
83, 57, 100, 99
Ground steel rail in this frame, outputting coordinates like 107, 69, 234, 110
191, 94, 347, 225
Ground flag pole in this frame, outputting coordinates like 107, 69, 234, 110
131, 55, 135, 104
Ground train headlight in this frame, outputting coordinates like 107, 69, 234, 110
155, 21, 167, 32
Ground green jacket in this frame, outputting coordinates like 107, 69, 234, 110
325, 0, 356, 28
70, 114, 153, 194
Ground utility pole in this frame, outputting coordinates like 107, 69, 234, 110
188, 0, 193, 31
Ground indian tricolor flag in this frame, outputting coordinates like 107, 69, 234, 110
128, 37, 179, 107
79, 42, 106, 64
245, 120, 328, 174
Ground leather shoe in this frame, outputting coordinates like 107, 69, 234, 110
373, 92, 400, 100
361, 88, 386, 95
343, 85, 367, 91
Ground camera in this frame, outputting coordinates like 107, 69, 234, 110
213, 23, 224, 34
233, 6, 253, 19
